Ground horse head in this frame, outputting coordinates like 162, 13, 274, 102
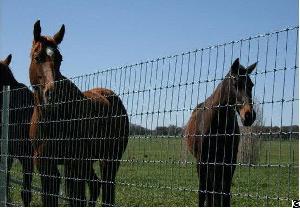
225, 58, 257, 126
29, 20, 65, 105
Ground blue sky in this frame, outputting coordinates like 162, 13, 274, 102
0, 0, 298, 127
0, 0, 298, 83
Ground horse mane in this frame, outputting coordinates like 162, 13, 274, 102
199, 80, 226, 110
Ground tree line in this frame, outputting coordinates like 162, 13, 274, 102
129, 123, 299, 139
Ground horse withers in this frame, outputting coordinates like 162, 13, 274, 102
185, 58, 257, 206
0, 55, 34, 206
29, 20, 129, 206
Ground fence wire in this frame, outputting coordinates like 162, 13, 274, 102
0, 26, 299, 206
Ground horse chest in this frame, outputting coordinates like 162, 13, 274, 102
200, 109, 240, 162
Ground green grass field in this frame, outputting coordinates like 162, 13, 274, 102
7, 138, 299, 207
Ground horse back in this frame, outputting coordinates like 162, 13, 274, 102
83, 88, 112, 106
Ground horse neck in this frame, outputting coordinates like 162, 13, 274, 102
41, 74, 87, 119
0, 76, 28, 109
58, 75, 85, 100
201, 80, 236, 126
203, 81, 226, 109
0, 71, 18, 90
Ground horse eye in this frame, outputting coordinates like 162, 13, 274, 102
233, 78, 238, 88
34, 55, 42, 63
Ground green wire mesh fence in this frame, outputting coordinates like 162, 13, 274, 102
0, 26, 298, 206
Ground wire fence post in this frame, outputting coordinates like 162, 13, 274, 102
0, 86, 10, 207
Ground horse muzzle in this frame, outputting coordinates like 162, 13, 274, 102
43, 89, 54, 104
241, 110, 256, 126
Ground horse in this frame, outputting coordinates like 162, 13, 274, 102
29, 20, 129, 207
0, 54, 34, 206
185, 58, 257, 206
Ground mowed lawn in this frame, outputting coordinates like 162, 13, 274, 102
7, 138, 298, 207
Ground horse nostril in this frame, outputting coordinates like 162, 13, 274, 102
44, 90, 52, 101
245, 112, 251, 120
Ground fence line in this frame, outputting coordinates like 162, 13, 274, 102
0, 25, 298, 206
0, 86, 10, 206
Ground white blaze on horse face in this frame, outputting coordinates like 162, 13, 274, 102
41, 61, 55, 104
46, 47, 55, 57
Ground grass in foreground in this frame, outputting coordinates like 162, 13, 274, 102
7, 138, 299, 206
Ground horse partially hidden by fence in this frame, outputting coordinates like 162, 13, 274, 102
0, 55, 34, 206
185, 58, 257, 206
28, 20, 129, 206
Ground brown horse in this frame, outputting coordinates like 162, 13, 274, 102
28, 20, 129, 206
0, 55, 34, 206
185, 58, 257, 206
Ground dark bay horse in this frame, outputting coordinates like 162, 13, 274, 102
0, 55, 34, 206
185, 58, 257, 206
29, 20, 129, 206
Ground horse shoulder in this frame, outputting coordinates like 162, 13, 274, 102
185, 104, 206, 160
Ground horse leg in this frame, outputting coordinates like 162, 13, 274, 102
197, 162, 207, 207
19, 142, 34, 207
101, 160, 120, 207
38, 158, 60, 207
205, 162, 217, 207
19, 156, 33, 206
6, 157, 13, 206
86, 162, 101, 207
65, 161, 87, 207
210, 162, 224, 207
221, 165, 236, 206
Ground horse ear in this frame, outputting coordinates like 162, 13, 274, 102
3, 54, 12, 66
53, 24, 65, 45
246, 62, 257, 74
33, 20, 41, 41
230, 58, 240, 75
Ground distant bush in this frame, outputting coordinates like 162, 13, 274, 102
238, 127, 260, 164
